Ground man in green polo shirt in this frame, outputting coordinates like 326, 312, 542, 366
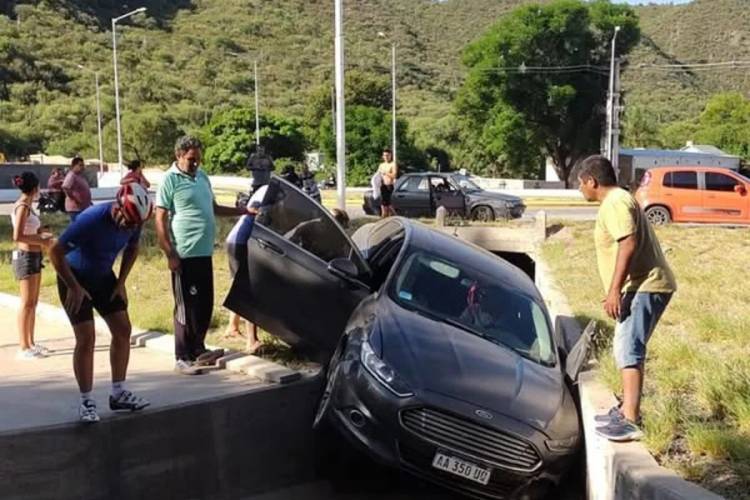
155, 136, 251, 374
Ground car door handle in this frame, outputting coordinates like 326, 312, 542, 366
257, 238, 285, 256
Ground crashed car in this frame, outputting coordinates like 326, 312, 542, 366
225, 177, 580, 499
363, 172, 526, 222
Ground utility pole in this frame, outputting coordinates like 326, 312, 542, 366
334, 0, 346, 211
254, 59, 260, 146
611, 58, 622, 180
606, 26, 621, 177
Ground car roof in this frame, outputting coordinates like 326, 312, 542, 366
392, 218, 543, 301
647, 166, 740, 173
402, 172, 455, 177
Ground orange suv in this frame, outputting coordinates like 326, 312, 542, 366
635, 166, 750, 225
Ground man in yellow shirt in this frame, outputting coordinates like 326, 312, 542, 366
578, 155, 676, 442
377, 148, 397, 217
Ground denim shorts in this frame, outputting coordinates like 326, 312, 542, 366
12, 250, 44, 280
613, 292, 672, 369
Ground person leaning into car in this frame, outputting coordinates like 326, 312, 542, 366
578, 155, 676, 443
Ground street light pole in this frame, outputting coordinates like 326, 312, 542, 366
606, 26, 621, 168
378, 32, 397, 166
334, 0, 346, 211
112, 7, 146, 177
77, 64, 104, 172
254, 59, 260, 147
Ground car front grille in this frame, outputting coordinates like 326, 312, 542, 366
400, 407, 542, 472
398, 441, 519, 499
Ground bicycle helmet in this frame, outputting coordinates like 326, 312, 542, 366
117, 182, 153, 224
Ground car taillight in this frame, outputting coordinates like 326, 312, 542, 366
640, 171, 652, 187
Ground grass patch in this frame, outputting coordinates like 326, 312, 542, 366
543, 222, 750, 498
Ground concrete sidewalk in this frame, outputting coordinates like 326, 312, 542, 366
0, 303, 268, 434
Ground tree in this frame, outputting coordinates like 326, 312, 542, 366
304, 70, 391, 148
622, 106, 662, 149
694, 93, 750, 159
455, 0, 640, 186
318, 105, 424, 186
201, 108, 307, 174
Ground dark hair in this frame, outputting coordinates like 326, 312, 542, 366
14, 172, 40, 194
71, 156, 84, 167
127, 159, 142, 171
175, 135, 202, 156
382, 148, 392, 154
331, 208, 350, 228
578, 155, 618, 187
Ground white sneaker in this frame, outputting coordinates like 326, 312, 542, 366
31, 344, 51, 355
79, 399, 100, 423
16, 348, 46, 360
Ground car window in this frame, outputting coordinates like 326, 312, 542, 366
663, 171, 698, 190
391, 251, 555, 366
257, 177, 368, 272
430, 177, 455, 193
705, 172, 740, 192
397, 176, 426, 192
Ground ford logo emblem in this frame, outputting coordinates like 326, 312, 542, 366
474, 409, 493, 420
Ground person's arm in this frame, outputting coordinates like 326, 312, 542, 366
12, 206, 53, 247
49, 241, 90, 313
140, 172, 151, 189
602, 199, 638, 320
213, 201, 248, 217
111, 240, 139, 303
155, 207, 181, 273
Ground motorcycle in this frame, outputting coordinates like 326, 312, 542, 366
37, 190, 65, 214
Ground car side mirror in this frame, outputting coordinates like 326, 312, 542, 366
328, 257, 359, 281
734, 184, 747, 196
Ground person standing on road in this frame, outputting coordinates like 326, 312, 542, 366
155, 136, 254, 375
49, 183, 154, 423
577, 155, 676, 442
47, 167, 66, 211
11, 172, 55, 360
62, 156, 92, 221
120, 160, 151, 189
377, 148, 397, 217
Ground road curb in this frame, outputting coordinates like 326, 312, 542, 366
534, 257, 724, 500
0, 291, 301, 385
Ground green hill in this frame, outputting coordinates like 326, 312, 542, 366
1, 0, 748, 162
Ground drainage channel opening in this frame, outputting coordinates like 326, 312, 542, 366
493, 252, 535, 280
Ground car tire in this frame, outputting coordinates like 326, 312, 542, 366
645, 206, 671, 225
313, 339, 345, 430
471, 205, 495, 222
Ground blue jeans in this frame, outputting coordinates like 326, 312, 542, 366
613, 292, 672, 369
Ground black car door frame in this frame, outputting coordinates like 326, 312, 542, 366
392, 176, 431, 217
225, 176, 372, 362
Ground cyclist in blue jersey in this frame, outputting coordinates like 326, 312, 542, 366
49, 183, 154, 423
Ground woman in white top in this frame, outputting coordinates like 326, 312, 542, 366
11, 172, 55, 360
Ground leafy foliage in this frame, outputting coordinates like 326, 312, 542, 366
201, 108, 306, 174
455, 0, 640, 185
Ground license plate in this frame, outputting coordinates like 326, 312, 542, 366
432, 452, 491, 485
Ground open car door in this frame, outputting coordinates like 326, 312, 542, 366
224, 177, 372, 363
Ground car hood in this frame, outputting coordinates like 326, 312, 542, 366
375, 298, 563, 431
466, 190, 524, 205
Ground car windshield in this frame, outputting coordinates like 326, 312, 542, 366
452, 175, 481, 192
391, 251, 555, 366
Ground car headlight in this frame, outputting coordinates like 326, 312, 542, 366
361, 339, 413, 398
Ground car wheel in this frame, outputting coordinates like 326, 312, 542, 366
313, 341, 344, 429
645, 206, 671, 225
471, 205, 495, 222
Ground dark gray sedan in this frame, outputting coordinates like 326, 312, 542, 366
224, 177, 580, 499
363, 173, 525, 221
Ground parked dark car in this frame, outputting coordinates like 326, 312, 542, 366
363, 172, 526, 222
225, 177, 580, 499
